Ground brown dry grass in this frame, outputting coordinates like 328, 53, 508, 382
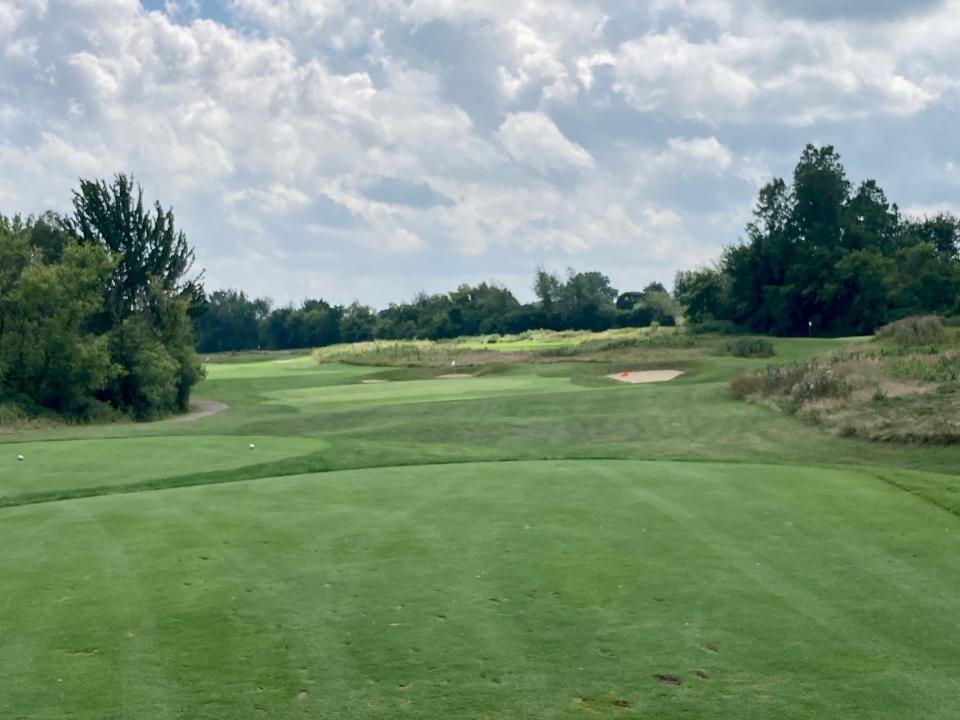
730, 326, 960, 444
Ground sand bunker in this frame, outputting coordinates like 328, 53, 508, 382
607, 370, 683, 384
360, 379, 390, 384
436, 373, 474, 379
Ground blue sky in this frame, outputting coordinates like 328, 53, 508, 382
1, 0, 958, 306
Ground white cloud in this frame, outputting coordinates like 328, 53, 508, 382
901, 202, 960, 218
610, 12, 956, 124
0, 0, 958, 304
665, 137, 733, 172
388, 227, 426, 252
948, 162, 960, 185
614, 31, 759, 120
225, 184, 311, 215
497, 111, 594, 173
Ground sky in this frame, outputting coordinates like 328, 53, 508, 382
1, 0, 959, 307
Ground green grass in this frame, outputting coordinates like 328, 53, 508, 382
262, 374, 587, 411
1, 435, 325, 500
3, 330, 960, 718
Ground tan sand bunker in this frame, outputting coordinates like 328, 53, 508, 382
436, 373, 475, 379
607, 370, 683, 384
360, 379, 390, 384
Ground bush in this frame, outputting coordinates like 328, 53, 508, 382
724, 337, 775, 358
688, 319, 743, 335
730, 362, 850, 401
876, 316, 945, 348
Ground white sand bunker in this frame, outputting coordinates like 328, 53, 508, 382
360, 379, 390, 384
607, 370, 683, 384
436, 373, 474, 379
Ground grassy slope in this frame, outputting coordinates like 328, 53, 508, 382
4, 338, 960, 505
3, 333, 960, 718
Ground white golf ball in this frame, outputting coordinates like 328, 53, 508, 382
249, 443, 256, 450
17, 454, 24, 462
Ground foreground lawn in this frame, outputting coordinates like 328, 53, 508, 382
2, 460, 959, 719
4, 333, 960, 718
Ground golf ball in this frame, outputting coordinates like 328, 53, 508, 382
249, 443, 256, 450
17, 454, 24, 462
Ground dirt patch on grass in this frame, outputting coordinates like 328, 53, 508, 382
436, 373, 475, 379
607, 370, 683, 384
360, 379, 390, 384
653, 674, 683, 685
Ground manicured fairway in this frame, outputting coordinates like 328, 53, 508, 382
3, 461, 960, 719
262, 373, 586, 411
3, 339, 960, 719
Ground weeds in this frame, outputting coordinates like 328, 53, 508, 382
723, 337, 775, 358
876, 316, 946, 349
731, 324, 960, 443
313, 327, 709, 367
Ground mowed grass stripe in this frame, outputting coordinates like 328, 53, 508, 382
2, 460, 959, 719
0, 435, 327, 500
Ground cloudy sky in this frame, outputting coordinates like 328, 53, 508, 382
2, 0, 959, 306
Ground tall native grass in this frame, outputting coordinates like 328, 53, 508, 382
730, 316, 960, 443
312, 326, 735, 367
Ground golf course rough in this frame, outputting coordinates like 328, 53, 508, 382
3, 343, 960, 719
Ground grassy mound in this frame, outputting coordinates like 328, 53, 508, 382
731, 318, 960, 442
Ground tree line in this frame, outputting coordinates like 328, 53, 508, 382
1, 175, 203, 420
5, 144, 958, 421
675, 144, 960, 336
195, 273, 679, 353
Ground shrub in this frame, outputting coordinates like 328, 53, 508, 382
724, 337, 775, 358
729, 371, 769, 399
688, 319, 742, 335
876, 316, 945, 348
730, 361, 850, 401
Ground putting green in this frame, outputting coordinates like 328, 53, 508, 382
263, 374, 588, 410
1, 435, 325, 500
2, 459, 959, 719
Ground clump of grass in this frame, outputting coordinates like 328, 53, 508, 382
723, 337, 775, 358
313, 340, 502, 367
876, 316, 945, 349
0, 401, 72, 433
730, 362, 848, 405
890, 352, 960, 383
311, 327, 738, 371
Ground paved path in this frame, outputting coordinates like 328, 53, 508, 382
169, 399, 229, 422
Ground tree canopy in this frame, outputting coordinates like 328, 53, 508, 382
195, 269, 679, 354
0, 175, 204, 420
675, 144, 960, 335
